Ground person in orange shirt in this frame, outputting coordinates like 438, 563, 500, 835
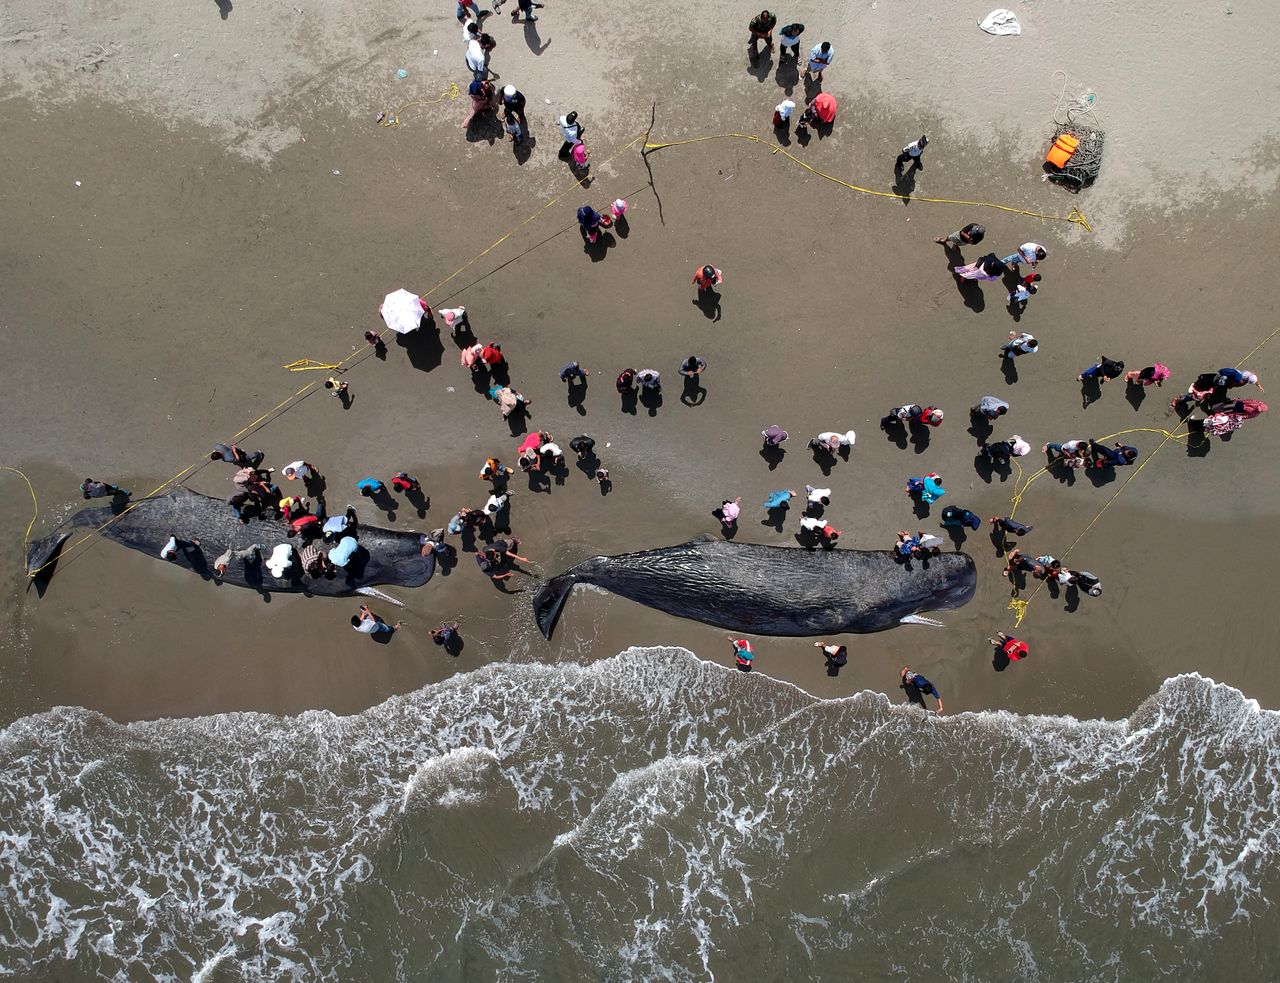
692, 264, 722, 292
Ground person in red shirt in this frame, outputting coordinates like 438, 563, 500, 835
480, 342, 504, 366
692, 264, 722, 292
989, 632, 1029, 662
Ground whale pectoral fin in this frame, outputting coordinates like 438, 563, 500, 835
900, 614, 946, 628
357, 586, 405, 608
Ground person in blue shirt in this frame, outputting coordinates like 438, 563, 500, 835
356, 476, 385, 497
328, 536, 359, 569
763, 489, 796, 511
900, 667, 943, 713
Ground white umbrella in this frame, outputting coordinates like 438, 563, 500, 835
379, 288, 428, 334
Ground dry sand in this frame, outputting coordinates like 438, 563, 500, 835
1, 0, 1278, 725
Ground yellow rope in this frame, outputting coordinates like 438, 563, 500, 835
643, 133, 1093, 231
282, 359, 343, 372
379, 83, 461, 126
1, 467, 39, 555
24, 129, 649, 577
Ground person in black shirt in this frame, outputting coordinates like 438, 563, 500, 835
900, 667, 943, 713
935, 223, 985, 247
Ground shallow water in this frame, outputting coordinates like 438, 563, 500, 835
2, 647, 1276, 981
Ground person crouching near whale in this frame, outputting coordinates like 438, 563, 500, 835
81, 478, 131, 501
900, 667, 943, 713
728, 637, 754, 672
800, 516, 841, 548
717, 497, 741, 531
212, 543, 265, 579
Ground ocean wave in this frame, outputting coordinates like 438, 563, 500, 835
1, 648, 1277, 981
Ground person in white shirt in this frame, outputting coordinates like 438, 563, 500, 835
809, 430, 856, 453
1001, 242, 1047, 268
465, 37, 488, 81
557, 111, 584, 160
805, 484, 831, 506
806, 41, 834, 81
895, 135, 928, 174
1000, 332, 1038, 358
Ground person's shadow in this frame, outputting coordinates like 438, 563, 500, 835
759, 443, 786, 470
396, 321, 444, 372
810, 446, 836, 476
1125, 380, 1147, 412
566, 378, 588, 416
337, 388, 354, 410
908, 423, 931, 454
761, 504, 789, 532
619, 387, 638, 415
881, 418, 909, 450
464, 112, 503, 146
1080, 375, 1103, 409
1007, 297, 1027, 321
967, 410, 993, 444
215, 0, 232, 18
892, 163, 918, 204
513, 133, 536, 165
802, 73, 821, 101
773, 122, 792, 148
1000, 357, 1019, 385
747, 47, 774, 82
574, 451, 600, 479
524, 19, 550, 54
404, 486, 430, 518
639, 387, 663, 417
585, 232, 616, 262
910, 495, 931, 520
693, 289, 721, 322
681, 374, 706, 406
613, 214, 630, 239
992, 645, 1011, 672
775, 56, 799, 95
944, 524, 968, 551
364, 486, 397, 520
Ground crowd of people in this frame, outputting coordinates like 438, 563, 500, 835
74, 3, 1270, 712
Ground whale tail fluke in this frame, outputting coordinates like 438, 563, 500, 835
532, 572, 578, 639
900, 614, 946, 628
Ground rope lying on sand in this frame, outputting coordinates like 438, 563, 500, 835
642, 132, 1093, 231
1002, 325, 1280, 627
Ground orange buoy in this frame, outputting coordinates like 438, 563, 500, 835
1045, 133, 1080, 169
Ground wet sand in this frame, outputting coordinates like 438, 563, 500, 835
2, 0, 1279, 726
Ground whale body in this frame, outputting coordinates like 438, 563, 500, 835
532, 538, 976, 638
25, 487, 433, 597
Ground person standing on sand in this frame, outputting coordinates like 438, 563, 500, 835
719, 497, 742, 530
778, 21, 805, 59
557, 111, 584, 160
692, 264, 723, 292
900, 668, 943, 713
935, 223, 985, 248
806, 41, 834, 82
356, 476, 386, 497
480, 456, 514, 482
1000, 332, 1039, 358
569, 434, 596, 459
462, 78, 498, 130
456, 0, 480, 25
464, 30, 489, 82
680, 355, 707, 378
480, 342, 504, 367
511, 0, 543, 23
762, 425, 789, 448
637, 368, 662, 390
906, 473, 945, 505
729, 636, 755, 672
894, 135, 928, 174
747, 9, 777, 61
501, 85, 528, 130
353, 604, 401, 636
559, 361, 589, 386
805, 484, 831, 509
989, 632, 1029, 663
616, 367, 637, 393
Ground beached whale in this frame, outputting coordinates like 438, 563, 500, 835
532, 538, 977, 639
25, 487, 432, 600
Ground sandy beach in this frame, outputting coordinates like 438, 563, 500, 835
3, 0, 1280, 726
